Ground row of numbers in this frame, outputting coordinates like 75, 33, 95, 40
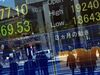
71, 0, 99, 13
0, 4, 28, 20
73, 12, 100, 25
0, 20, 31, 37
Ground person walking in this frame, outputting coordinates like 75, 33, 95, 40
40, 52, 49, 75
87, 49, 97, 75
76, 49, 87, 75
0, 63, 3, 75
9, 57, 18, 75
66, 52, 76, 75
24, 55, 36, 75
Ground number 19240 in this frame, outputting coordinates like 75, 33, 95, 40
71, 0, 100, 13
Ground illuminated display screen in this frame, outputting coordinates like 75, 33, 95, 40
49, 0, 100, 29
0, 4, 32, 38
0, 0, 99, 75
72, 0, 100, 25
0, 19, 31, 38
0, 4, 28, 20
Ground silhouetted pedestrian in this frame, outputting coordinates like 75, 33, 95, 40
3, 45, 12, 60
76, 49, 87, 75
87, 49, 97, 75
0, 63, 3, 75
40, 52, 49, 75
9, 57, 18, 75
35, 53, 41, 75
66, 52, 76, 75
36, 52, 49, 75
24, 55, 36, 75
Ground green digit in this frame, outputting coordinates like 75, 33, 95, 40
24, 20, 30, 32
21, 4, 28, 15
16, 5, 20, 16
17, 22, 23, 33
1, 25, 7, 37
0, 9, 4, 20
7, 24, 14, 35
5, 7, 11, 19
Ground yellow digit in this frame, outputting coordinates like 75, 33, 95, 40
0, 9, 4, 20
95, 12, 100, 21
1, 25, 7, 37
84, 14, 89, 23
75, 4, 81, 12
90, 13, 95, 22
24, 20, 30, 32
88, 1, 93, 9
71, 5, 75, 13
77, 15, 83, 25
17, 22, 23, 33
93, 0, 99, 9
16, 6, 20, 16
82, 2, 87, 11
7, 24, 14, 35
73, 17, 77, 25
21, 4, 28, 15
5, 7, 11, 19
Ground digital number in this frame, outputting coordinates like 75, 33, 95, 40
75, 4, 81, 12
24, 20, 30, 32
0, 9, 4, 20
1, 25, 7, 37
16, 4, 28, 16
16, 6, 20, 16
74, 0, 100, 12
84, 14, 89, 23
93, 0, 99, 9
77, 16, 83, 25
71, 5, 75, 13
73, 17, 77, 25
5, 7, 11, 18
0, 20, 31, 37
0, 3, 28, 20
95, 12, 100, 21
82, 2, 87, 11
88, 1, 94, 9
21, 4, 28, 15
7, 24, 14, 35
17, 22, 23, 33
90, 13, 95, 22
73, 12, 100, 24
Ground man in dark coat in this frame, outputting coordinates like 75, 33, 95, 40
40, 52, 49, 75
9, 57, 18, 75
35, 52, 49, 75
0, 63, 3, 75
24, 55, 36, 75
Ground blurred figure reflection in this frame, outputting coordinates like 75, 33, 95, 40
87, 48, 97, 75
0, 63, 3, 75
36, 52, 49, 75
40, 52, 49, 75
76, 49, 87, 75
36, 53, 41, 75
66, 52, 76, 75
9, 57, 18, 75
24, 54, 36, 75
